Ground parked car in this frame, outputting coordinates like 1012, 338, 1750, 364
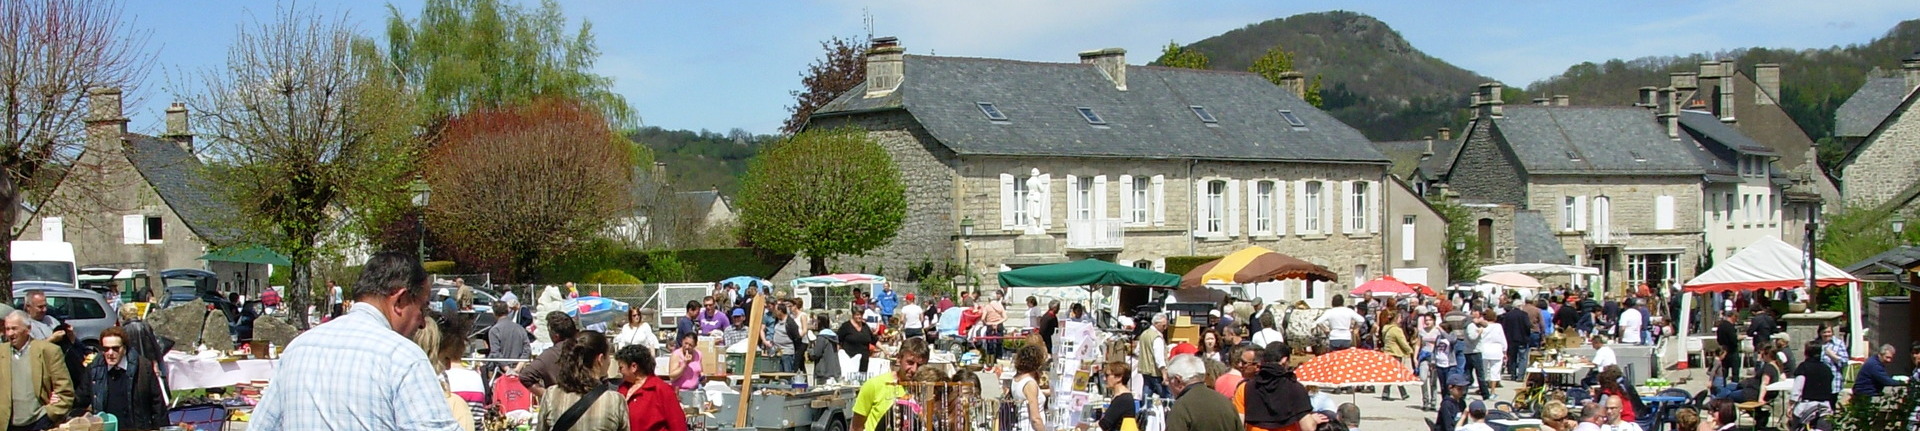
159, 269, 240, 334
11, 284, 114, 345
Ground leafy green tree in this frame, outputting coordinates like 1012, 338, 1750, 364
1155, 41, 1209, 69
1248, 46, 1324, 107
1431, 194, 1483, 284
736, 127, 905, 275
1813, 205, 1912, 311
186, 6, 421, 327
382, 0, 633, 126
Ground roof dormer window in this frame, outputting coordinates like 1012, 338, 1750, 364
977, 102, 1008, 121
1278, 110, 1306, 128
1077, 107, 1106, 125
1190, 105, 1217, 124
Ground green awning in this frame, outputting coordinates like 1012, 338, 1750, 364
997, 259, 1181, 289
198, 245, 292, 266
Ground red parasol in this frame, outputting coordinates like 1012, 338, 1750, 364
1293, 348, 1421, 388
1351, 275, 1417, 296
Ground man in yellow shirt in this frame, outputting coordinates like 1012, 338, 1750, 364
851, 337, 929, 431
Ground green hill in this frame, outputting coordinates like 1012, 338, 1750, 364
1523, 19, 1920, 172
1172, 11, 1492, 140
626, 127, 773, 195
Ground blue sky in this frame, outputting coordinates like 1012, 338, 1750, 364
121, 0, 1920, 136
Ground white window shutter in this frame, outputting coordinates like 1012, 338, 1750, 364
1037, 174, 1053, 229
1151, 175, 1166, 226
1273, 180, 1288, 236
1000, 174, 1016, 230
1226, 179, 1241, 237
1294, 181, 1309, 234
1065, 175, 1080, 220
1194, 180, 1206, 235
1118, 175, 1134, 223
1244, 179, 1259, 234
1337, 181, 1353, 234
1094, 175, 1109, 220
1369, 180, 1382, 233
1656, 195, 1675, 230
122, 214, 145, 244
1151, 258, 1166, 273
40, 217, 62, 242
1401, 218, 1417, 261
1574, 196, 1589, 231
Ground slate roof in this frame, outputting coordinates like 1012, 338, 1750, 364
678, 190, 730, 212
1372, 139, 1459, 180
1835, 77, 1910, 138
1492, 106, 1704, 176
125, 134, 240, 244
1842, 245, 1920, 292
1512, 210, 1571, 264
813, 55, 1389, 164
1676, 110, 1758, 181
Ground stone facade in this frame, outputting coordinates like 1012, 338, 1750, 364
777, 112, 1407, 292
1526, 176, 1705, 294
1841, 93, 1920, 210
1445, 119, 1528, 206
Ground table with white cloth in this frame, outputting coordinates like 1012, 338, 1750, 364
164, 351, 278, 391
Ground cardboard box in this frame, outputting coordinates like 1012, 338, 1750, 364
1169, 324, 1199, 344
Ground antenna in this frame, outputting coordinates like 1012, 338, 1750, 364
862, 8, 874, 39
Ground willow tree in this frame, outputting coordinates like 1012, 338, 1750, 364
736, 127, 904, 275
186, 7, 420, 326
383, 0, 633, 126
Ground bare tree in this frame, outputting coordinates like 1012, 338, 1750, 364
0, 0, 149, 298
185, 6, 420, 327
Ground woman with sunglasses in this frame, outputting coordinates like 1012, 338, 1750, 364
89, 326, 168, 431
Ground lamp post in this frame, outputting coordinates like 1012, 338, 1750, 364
410, 175, 432, 260
959, 216, 975, 294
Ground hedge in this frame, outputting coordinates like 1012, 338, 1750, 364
538, 239, 791, 284
1164, 256, 1222, 278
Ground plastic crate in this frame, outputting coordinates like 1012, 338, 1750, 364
168, 404, 228, 430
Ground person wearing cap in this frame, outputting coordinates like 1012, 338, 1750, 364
1457, 400, 1493, 431
722, 308, 752, 348
1433, 373, 1470, 431
898, 294, 926, 341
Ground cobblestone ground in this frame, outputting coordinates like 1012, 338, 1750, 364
1343, 366, 1712, 429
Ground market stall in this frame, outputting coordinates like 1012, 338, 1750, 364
164, 351, 278, 391
1678, 236, 1860, 366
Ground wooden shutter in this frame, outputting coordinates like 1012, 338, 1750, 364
1273, 180, 1288, 236
1151, 175, 1166, 226
1338, 181, 1353, 234
1038, 174, 1053, 229
1226, 179, 1240, 237
1401, 217, 1417, 261
1369, 180, 1382, 233
1574, 196, 1589, 231
999, 173, 1016, 230
1118, 175, 1134, 224
1094, 175, 1109, 220
1655, 195, 1675, 230
1065, 175, 1080, 221
1294, 181, 1310, 234
122, 214, 145, 244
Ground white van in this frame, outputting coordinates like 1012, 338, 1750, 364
11, 241, 77, 288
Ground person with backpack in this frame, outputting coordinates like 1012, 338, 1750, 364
537, 331, 625, 431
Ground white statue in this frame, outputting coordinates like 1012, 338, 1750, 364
1024, 169, 1047, 235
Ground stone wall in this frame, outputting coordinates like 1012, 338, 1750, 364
1842, 98, 1920, 209
774, 111, 960, 281
1446, 119, 1528, 205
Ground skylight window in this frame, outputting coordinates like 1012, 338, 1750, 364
1190, 105, 1218, 123
1278, 110, 1306, 128
1077, 107, 1106, 125
977, 102, 1008, 121
1630, 151, 1647, 162
1566, 150, 1582, 161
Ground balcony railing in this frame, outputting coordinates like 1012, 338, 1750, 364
1066, 218, 1125, 251
1589, 228, 1631, 245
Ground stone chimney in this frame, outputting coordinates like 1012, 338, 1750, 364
84, 87, 128, 152
1718, 60, 1737, 123
1552, 95, 1570, 106
1476, 82, 1504, 118
1754, 63, 1781, 104
162, 102, 193, 152
1669, 72, 1698, 91
1699, 61, 1723, 79
1277, 71, 1306, 100
863, 37, 905, 98
1437, 127, 1452, 141
1532, 97, 1549, 106
1903, 50, 1920, 92
1469, 92, 1482, 120
1422, 136, 1435, 156
1637, 86, 1658, 109
1079, 48, 1127, 90
1657, 87, 1679, 140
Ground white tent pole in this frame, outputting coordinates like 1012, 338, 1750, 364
1848, 281, 1865, 359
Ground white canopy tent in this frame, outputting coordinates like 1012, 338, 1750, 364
1676, 236, 1863, 363
1479, 263, 1599, 293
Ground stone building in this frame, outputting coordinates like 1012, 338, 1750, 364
786, 38, 1446, 298
1373, 128, 1457, 198
14, 88, 260, 295
1444, 83, 1718, 296
1836, 51, 1920, 210
1656, 60, 1834, 247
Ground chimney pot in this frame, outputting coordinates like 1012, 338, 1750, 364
1277, 71, 1306, 101
1078, 48, 1128, 90
1902, 50, 1920, 91
164, 102, 193, 153
863, 37, 906, 98
1532, 97, 1549, 106
1552, 95, 1569, 106
1637, 86, 1658, 108
1477, 83, 1504, 118
1437, 127, 1452, 141
84, 87, 127, 151
1718, 60, 1737, 123
1422, 136, 1434, 156
1657, 87, 1679, 140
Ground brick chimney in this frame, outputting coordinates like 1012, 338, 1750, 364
162, 102, 193, 153
1437, 127, 1452, 141
1717, 60, 1737, 123
863, 37, 905, 98
1476, 83, 1504, 118
1903, 50, 1920, 92
84, 87, 128, 153
1657, 87, 1679, 140
1078, 48, 1127, 90
1277, 71, 1306, 100
1754, 64, 1781, 104
1552, 95, 1570, 106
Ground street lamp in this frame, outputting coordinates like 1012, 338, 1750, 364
410, 175, 431, 260
1893, 215, 1907, 238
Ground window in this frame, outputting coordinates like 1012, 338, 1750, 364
1190, 105, 1218, 123
122, 214, 162, 244
1724, 193, 1736, 224
147, 216, 163, 241
1133, 260, 1153, 269
1563, 196, 1577, 230
1012, 175, 1030, 226
1742, 194, 1753, 224
1077, 107, 1106, 125
1130, 176, 1150, 224
977, 102, 1008, 121
1205, 180, 1227, 234
1253, 181, 1274, 234
1279, 110, 1306, 127
1710, 193, 1720, 221
1348, 181, 1369, 233
1304, 181, 1324, 232
1074, 176, 1094, 220
1627, 253, 1681, 292
1477, 218, 1494, 257
1401, 216, 1416, 261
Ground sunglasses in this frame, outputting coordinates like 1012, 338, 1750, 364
102, 345, 124, 352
